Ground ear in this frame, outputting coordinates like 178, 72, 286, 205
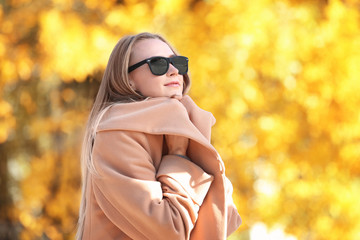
129, 79, 137, 90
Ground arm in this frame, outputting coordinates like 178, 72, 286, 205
91, 130, 213, 240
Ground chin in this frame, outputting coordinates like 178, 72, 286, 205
169, 91, 183, 97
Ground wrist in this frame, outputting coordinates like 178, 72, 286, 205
174, 154, 191, 161
168, 148, 187, 156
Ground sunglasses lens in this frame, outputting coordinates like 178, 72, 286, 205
172, 56, 188, 75
146, 56, 189, 76
149, 57, 168, 75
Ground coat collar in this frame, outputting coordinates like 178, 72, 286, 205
97, 95, 215, 148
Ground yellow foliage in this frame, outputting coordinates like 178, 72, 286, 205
1, 0, 360, 239
0, 100, 16, 143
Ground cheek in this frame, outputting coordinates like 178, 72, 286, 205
134, 76, 166, 96
130, 69, 152, 88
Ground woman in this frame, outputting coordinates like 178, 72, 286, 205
77, 32, 241, 240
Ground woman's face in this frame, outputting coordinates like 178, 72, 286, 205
128, 38, 184, 99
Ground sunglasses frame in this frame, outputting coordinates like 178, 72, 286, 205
128, 56, 189, 76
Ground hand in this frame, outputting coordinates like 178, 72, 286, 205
165, 135, 189, 156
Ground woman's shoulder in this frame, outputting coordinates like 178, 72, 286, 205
97, 97, 189, 133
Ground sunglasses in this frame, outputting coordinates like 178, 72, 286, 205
128, 56, 189, 76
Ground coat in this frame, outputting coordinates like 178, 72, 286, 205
82, 95, 242, 240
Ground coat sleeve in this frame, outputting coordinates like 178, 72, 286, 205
225, 176, 242, 237
91, 130, 213, 240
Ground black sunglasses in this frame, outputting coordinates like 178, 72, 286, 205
128, 56, 189, 76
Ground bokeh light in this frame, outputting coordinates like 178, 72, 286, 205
1, 0, 360, 239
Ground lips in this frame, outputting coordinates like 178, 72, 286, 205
164, 81, 181, 87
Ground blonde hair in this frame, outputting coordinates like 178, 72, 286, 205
76, 32, 191, 239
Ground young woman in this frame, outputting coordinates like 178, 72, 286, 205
77, 32, 241, 240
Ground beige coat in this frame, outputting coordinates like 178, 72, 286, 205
82, 95, 241, 240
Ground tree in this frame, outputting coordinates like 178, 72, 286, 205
1, 0, 359, 239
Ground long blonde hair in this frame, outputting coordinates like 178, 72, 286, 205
76, 32, 191, 239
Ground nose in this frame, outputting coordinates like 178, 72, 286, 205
167, 63, 179, 76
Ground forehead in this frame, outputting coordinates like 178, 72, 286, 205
130, 38, 174, 63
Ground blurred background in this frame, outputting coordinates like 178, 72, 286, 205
1, 0, 360, 239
